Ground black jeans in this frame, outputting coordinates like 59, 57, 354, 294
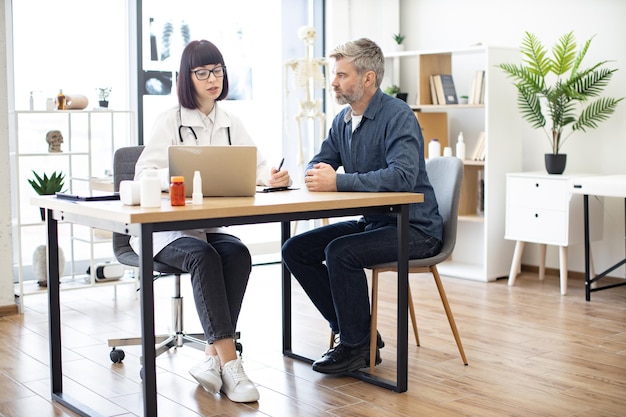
154, 234, 251, 343
282, 220, 441, 347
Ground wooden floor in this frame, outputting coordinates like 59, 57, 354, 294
1, 264, 625, 417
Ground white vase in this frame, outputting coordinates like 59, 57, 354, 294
32, 244, 66, 286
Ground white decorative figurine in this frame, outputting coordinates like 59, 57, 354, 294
46, 130, 64, 153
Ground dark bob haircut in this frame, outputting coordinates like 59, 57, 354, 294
177, 40, 229, 108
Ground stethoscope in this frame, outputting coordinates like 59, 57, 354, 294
178, 124, 198, 143
178, 107, 231, 145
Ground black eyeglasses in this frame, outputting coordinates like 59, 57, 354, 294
191, 66, 226, 80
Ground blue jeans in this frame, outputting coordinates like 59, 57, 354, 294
154, 234, 251, 344
282, 220, 441, 347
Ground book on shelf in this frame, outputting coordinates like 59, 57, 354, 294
469, 70, 485, 104
471, 131, 486, 161
433, 75, 446, 105
429, 75, 439, 105
439, 74, 458, 104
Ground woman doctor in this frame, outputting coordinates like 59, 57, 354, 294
133, 39, 290, 403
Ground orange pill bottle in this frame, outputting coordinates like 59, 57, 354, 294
170, 176, 186, 206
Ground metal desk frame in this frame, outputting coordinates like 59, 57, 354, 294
40, 191, 419, 416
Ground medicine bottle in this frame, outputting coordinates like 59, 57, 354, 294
456, 132, 466, 160
170, 176, 186, 206
140, 169, 161, 208
192, 171, 203, 205
428, 138, 441, 159
56, 89, 66, 110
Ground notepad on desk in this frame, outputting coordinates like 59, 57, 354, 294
55, 191, 120, 202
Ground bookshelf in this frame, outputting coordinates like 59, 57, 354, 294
10, 110, 136, 309
389, 46, 523, 281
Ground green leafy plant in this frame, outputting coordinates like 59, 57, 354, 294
28, 170, 66, 195
392, 33, 405, 45
384, 84, 401, 95
96, 87, 112, 101
498, 31, 623, 154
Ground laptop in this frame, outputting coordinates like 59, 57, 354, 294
168, 145, 257, 197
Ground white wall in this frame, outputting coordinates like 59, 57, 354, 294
402, 0, 626, 277
0, 0, 16, 308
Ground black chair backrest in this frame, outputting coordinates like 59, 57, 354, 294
112, 146, 145, 267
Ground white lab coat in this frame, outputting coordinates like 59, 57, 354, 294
130, 103, 270, 256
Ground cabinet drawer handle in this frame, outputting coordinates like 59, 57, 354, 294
534, 213, 539, 218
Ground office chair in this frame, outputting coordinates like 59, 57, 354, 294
107, 146, 207, 363
330, 157, 468, 374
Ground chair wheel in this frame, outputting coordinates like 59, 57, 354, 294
110, 348, 125, 363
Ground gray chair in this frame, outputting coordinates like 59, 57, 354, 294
107, 146, 206, 363
329, 157, 468, 373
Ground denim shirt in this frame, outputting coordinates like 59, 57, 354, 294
308, 89, 443, 241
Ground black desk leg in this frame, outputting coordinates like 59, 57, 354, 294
281, 221, 292, 355
139, 225, 158, 416
395, 205, 409, 392
47, 210, 62, 395
584, 194, 591, 301
48, 212, 104, 416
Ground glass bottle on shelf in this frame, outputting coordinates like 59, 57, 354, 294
56, 89, 66, 110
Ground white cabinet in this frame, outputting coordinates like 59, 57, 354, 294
505, 172, 603, 295
392, 46, 523, 282
10, 110, 136, 308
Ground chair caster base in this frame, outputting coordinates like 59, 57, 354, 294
110, 347, 126, 363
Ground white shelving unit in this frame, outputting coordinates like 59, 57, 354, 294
387, 46, 523, 281
10, 110, 136, 307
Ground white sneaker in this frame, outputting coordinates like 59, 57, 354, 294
189, 355, 222, 394
221, 358, 259, 403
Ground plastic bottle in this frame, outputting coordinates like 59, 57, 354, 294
192, 171, 203, 205
140, 169, 161, 208
169, 176, 186, 206
428, 138, 441, 159
456, 132, 466, 160
56, 89, 66, 110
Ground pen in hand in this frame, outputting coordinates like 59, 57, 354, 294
277, 158, 285, 172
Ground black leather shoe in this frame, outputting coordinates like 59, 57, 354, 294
324, 332, 385, 357
312, 342, 381, 375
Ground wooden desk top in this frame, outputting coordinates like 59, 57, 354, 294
32, 188, 424, 225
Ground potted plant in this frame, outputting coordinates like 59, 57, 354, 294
28, 170, 66, 220
384, 84, 408, 102
392, 33, 405, 51
384, 85, 401, 96
96, 87, 112, 108
498, 31, 623, 174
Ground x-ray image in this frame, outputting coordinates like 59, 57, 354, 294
142, 70, 173, 95
149, 18, 190, 63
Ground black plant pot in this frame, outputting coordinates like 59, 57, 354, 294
396, 93, 408, 102
545, 153, 567, 175
99, 100, 109, 108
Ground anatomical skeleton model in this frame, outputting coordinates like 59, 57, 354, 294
285, 25, 328, 171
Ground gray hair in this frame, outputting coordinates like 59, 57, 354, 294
329, 38, 385, 88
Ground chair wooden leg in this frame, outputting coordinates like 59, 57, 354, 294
407, 283, 420, 346
369, 268, 380, 375
431, 266, 468, 365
